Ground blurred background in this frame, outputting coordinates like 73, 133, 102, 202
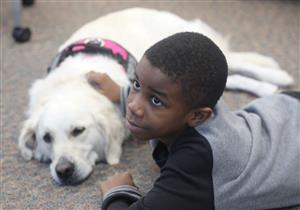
1, 0, 299, 209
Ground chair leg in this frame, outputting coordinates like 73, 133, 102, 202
12, 0, 31, 43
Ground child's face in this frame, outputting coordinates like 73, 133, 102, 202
126, 56, 191, 145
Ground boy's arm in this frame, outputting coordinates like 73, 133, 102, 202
86, 71, 121, 103
102, 132, 215, 210
102, 185, 142, 210
101, 172, 142, 210
86, 71, 130, 116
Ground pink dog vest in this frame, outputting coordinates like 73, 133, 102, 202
47, 38, 137, 80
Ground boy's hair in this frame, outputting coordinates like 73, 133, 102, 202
144, 32, 228, 109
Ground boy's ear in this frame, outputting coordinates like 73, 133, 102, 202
186, 107, 213, 127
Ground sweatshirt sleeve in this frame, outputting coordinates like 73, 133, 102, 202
102, 185, 142, 210
102, 129, 215, 210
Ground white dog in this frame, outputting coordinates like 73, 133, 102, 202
18, 7, 294, 185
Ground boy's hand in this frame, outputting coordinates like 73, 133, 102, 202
101, 172, 135, 195
86, 71, 121, 103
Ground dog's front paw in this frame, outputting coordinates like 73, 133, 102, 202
106, 141, 122, 165
106, 155, 120, 165
20, 147, 33, 160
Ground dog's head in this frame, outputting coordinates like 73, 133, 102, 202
19, 85, 126, 185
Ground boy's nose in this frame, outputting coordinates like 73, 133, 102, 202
127, 96, 144, 118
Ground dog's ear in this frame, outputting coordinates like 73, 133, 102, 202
18, 114, 39, 160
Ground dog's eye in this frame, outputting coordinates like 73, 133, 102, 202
43, 133, 52, 143
71, 127, 85, 137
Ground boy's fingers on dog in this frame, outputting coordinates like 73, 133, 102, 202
87, 80, 104, 93
86, 72, 106, 89
86, 72, 120, 102
87, 70, 96, 74
86, 71, 103, 82
86, 70, 96, 78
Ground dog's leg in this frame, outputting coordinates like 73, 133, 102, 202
226, 75, 278, 97
105, 138, 122, 165
226, 52, 294, 87
228, 52, 282, 69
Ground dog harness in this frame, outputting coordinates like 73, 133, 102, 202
47, 38, 137, 79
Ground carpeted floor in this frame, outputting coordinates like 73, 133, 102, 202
1, 0, 299, 209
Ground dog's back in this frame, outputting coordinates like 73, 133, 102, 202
60, 7, 293, 97
60, 7, 227, 60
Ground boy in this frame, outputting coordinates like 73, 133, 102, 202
87, 32, 300, 210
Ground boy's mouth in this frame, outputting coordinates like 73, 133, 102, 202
126, 118, 146, 133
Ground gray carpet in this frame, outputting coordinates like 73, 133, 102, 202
1, 0, 299, 209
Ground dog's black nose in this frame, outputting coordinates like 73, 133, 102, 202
55, 158, 75, 180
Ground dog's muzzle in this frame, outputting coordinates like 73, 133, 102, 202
55, 157, 75, 184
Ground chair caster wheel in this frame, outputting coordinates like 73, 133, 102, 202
12, 27, 31, 43
22, 0, 35, 6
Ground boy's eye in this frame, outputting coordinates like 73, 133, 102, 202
132, 80, 141, 91
151, 96, 163, 107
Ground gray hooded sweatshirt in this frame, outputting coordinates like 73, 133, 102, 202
102, 91, 300, 210
196, 93, 300, 209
